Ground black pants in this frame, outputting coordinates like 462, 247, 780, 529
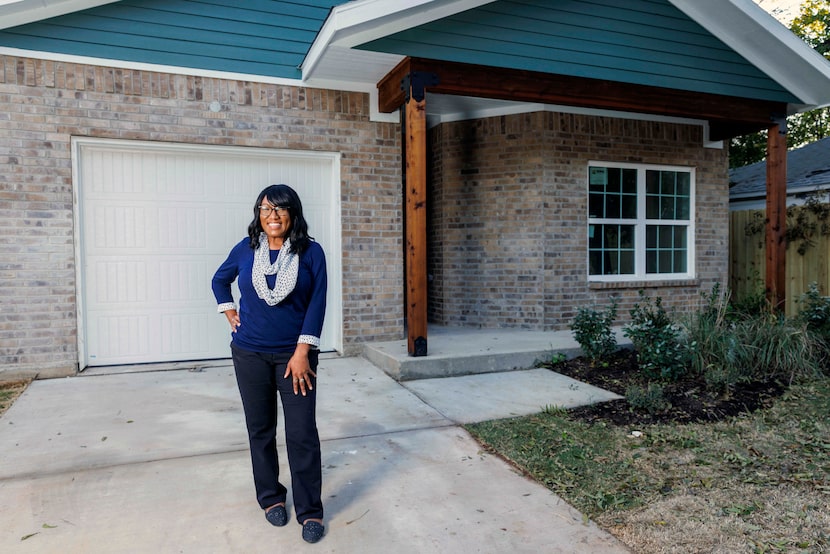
230, 343, 323, 523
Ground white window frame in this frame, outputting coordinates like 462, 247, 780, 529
587, 161, 696, 282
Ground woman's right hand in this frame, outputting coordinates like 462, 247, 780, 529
224, 309, 241, 333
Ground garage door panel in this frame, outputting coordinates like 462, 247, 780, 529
88, 314, 151, 363
76, 139, 341, 367
91, 260, 148, 303
160, 312, 215, 355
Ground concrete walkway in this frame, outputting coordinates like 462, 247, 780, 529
0, 355, 629, 553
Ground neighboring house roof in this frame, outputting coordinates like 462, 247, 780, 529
729, 137, 830, 208
1, 0, 830, 130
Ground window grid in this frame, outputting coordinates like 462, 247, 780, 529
588, 163, 694, 281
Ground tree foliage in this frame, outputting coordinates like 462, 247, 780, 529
729, 1, 830, 169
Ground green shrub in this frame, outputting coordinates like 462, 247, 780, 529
684, 285, 824, 390
797, 282, 830, 352
625, 382, 669, 414
741, 318, 824, 384
570, 298, 618, 362
623, 292, 690, 381
684, 286, 753, 391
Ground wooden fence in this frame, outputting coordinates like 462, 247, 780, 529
730, 209, 830, 317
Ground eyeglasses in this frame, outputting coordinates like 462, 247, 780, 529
258, 205, 289, 217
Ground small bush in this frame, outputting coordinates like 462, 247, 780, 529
684, 286, 753, 391
742, 318, 824, 384
570, 298, 618, 362
684, 284, 824, 390
797, 282, 830, 352
623, 292, 690, 381
625, 383, 669, 414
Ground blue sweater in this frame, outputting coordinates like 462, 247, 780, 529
212, 238, 327, 353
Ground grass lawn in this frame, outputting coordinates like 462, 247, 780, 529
466, 378, 830, 553
0, 379, 30, 418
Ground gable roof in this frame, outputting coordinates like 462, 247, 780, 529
305, 0, 830, 113
354, 0, 796, 103
730, 137, 830, 204
1, 0, 829, 131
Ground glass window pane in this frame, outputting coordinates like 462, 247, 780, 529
589, 225, 602, 248
659, 251, 672, 272
607, 251, 619, 274
660, 171, 675, 194
620, 250, 635, 274
605, 226, 619, 248
659, 226, 673, 248
660, 197, 675, 219
646, 195, 658, 219
620, 225, 635, 248
589, 194, 604, 218
677, 173, 690, 196
589, 251, 603, 275
606, 195, 620, 219
646, 225, 656, 247
646, 170, 659, 195
677, 197, 690, 220
646, 251, 656, 273
622, 195, 637, 219
674, 226, 687, 247
623, 169, 637, 194
607, 169, 621, 192
674, 251, 687, 272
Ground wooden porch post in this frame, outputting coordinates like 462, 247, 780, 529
404, 73, 432, 356
765, 120, 787, 312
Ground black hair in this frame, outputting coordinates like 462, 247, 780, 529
247, 184, 312, 254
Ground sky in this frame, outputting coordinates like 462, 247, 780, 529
753, 0, 808, 24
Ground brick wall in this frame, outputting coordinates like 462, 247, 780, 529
0, 54, 403, 378
429, 111, 729, 330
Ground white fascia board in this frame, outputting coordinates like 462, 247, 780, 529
0, 0, 119, 30
670, 0, 830, 111
302, 0, 495, 80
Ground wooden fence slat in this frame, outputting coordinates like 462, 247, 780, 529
730, 209, 830, 316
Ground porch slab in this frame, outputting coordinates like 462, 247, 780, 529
363, 326, 629, 381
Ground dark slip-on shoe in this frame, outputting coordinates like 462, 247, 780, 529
264, 505, 288, 527
301, 520, 325, 543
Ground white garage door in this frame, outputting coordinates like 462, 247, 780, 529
73, 138, 342, 368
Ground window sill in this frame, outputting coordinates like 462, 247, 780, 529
588, 278, 700, 290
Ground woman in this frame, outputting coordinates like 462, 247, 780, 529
212, 184, 327, 544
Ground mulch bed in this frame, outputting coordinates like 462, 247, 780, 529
543, 349, 787, 426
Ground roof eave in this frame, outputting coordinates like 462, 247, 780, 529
0, 0, 119, 31
301, 0, 495, 81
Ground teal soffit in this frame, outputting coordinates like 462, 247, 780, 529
0, 0, 349, 80
356, 0, 799, 104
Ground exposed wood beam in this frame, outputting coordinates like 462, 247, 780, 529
404, 77, 429, 357
378, 57, 785, 140
765, 121, 787, 312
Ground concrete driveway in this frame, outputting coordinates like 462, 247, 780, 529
0, 356, 628, 553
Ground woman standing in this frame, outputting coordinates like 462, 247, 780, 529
212, 184, 327, 544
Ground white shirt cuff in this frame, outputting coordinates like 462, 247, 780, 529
298, 334, 320, 348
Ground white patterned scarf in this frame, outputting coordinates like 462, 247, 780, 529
252, 232, 298, 306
